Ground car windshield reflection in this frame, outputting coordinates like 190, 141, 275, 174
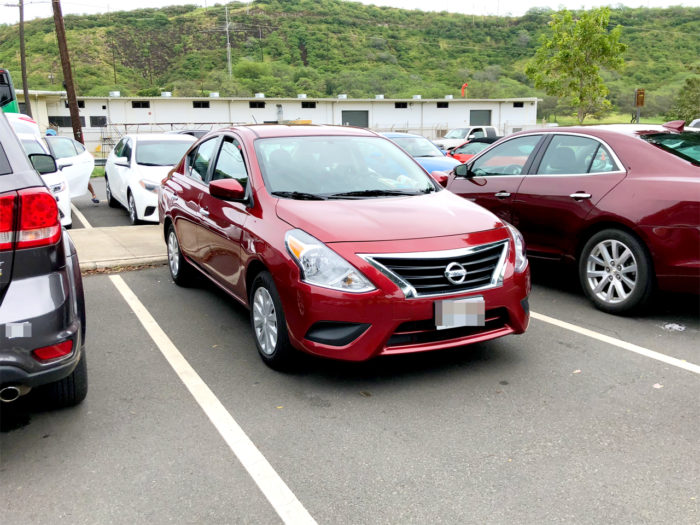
136, 141, 193, 166
255, 136, 437, 198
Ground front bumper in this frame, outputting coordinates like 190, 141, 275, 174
276, 233, 530, 362
133, 185, 160, 223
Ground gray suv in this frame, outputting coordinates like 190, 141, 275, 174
0, 112, 87, 407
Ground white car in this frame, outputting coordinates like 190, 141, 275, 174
17, 133, 72, 228
433, 125, 499, 150
7, 113, 93, 199
105, 133, 195, 224
43, 135, 94, 198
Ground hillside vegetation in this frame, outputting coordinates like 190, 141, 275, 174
0, 0, 698, 119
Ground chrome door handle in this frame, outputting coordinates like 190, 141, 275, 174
200, 208, 209, 217
570, 192, 592, 200
494, 192, 511, 198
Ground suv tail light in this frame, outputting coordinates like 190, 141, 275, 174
0, 193, 17, 251
0, 188, 61, 251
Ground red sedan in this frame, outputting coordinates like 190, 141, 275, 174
447, 122, 700, 314
447, 137, 500, 163
159, 125, 530, 369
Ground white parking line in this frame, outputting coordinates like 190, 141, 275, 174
71, 203, 92, 229
109, 275, 317, 525
531, 311, 700, 375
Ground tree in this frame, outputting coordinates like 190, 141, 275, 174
669, 70, 700, 123
525, 8, 626, 124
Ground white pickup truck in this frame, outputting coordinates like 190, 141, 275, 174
434, 126, 499, 150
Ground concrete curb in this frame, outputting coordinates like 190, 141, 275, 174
79, 255, 168, 272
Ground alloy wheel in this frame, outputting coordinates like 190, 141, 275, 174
585, 238, 638, 305
167, 230, 180, 278
253, 287, 278, 356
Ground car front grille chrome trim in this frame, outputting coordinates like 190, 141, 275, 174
359, 239, 509, 298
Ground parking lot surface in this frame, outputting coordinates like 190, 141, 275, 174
2, 246, 698, 524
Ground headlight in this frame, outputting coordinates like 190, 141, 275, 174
139, 179, 160, 193
505, 223, 528, 273
49, 182, 66, 194
285, 229, 375, 293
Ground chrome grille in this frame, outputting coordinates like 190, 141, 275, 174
361, 240, 509, 298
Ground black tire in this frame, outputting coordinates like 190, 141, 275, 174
166, 224, 195, 286
249, 271, 297, 371
579, 229, 653, 314
105, 173, 118, 208
127, 192, 140, 225
36, 351, 88, 409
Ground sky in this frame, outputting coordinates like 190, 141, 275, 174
1, 0, 697, 25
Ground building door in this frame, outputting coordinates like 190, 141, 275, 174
341, 110, 368, 128
470, 109, 492, 126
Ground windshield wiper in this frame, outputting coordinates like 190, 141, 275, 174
327, 189, 429, 198
137, 162, 167, 166
271, 191, 327, 200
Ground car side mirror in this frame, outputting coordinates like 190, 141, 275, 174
210, 178, 246, 201
430, 170, 449, 187
115, 156, 129, 167
28, 153, 58, 174
454, 164, 472, 178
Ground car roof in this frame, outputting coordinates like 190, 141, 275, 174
230, 124, 378, 139
380, 132, 429, 139
509, 123, 687, 142
125, 133, 197, 142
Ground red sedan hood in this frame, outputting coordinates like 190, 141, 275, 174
275, 190, 503, 243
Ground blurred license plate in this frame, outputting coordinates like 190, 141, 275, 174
435, 297, 485, 330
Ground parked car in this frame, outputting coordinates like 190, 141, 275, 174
0, 111, 87, 407
5, 111, 41, 138
160, 125, 530, 370
434, 126, 499, 150
447, 137, 501, 163
167, 129, 210, 139
105, 133, 195, 224
381, 132, 461, 173
43, 134, 94, 199
16, 132, 73, 228
446, 121, 700, 314
688, 118, 700, 129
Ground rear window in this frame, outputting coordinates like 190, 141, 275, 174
640, 132, 700, 165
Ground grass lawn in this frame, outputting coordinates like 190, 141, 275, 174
91, 166, 105, 178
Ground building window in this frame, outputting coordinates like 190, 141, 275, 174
193, 101, 210, 109
90, 116, 107, 127
437, 102, 449, 109
249, 101, 265, 109
395, 102, 408, 109
132, 101, 150, 109
301, 101, 316, 109
513, 102, 524, 108
48, 116, 86, 128
64, 100, 85, 108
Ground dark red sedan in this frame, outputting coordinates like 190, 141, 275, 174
159, 125, 530, 369
447, 122, 700, 314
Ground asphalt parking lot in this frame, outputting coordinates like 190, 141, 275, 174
1, 178, 698, 524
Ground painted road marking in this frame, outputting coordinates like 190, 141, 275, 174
109, 275, 317, 525
531, 311, 700, 375
71, 203, 92, 229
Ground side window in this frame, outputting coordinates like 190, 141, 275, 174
46, 137, 78, 159
469, 128, 485, 139
121, 140, 132, 161
211, 137, 248, 189
588, 144, 618, 173
187, 138, 218, 182
73, 140, 86, 154
113, 138, 125, 157
536, 135, 607, 175
471, 135, 541, 176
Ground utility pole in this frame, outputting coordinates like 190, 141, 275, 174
51, 0, 83, 144
18, 0, 32, 117
225, 6, 232, 79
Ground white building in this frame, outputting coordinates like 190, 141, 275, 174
20, 90, 538, 158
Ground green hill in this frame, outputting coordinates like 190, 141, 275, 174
0, 0, 698, 118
